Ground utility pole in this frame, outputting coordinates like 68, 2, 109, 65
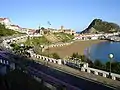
47, 21, 51, 58
47, 21, 51, 66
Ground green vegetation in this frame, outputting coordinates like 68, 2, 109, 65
25, 36, 50, 46
81, 19, 120, 33
21, 32, 74, 49
54, 32, 74, 42
44, 32, 74, 43
23, 33, 74, 56
10, 43, 32, 57
70, 53, 120, 74
92, 60, 120, 74
71, 52, 87, 62
51, 53, 60, 59
0, 23, 20, 37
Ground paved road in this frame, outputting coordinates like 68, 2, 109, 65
27, 62, 115, 90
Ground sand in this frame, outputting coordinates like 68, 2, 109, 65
44, 40, 106, 58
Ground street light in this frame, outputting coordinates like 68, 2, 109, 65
47, 21, 51, 58
108, 53, 114, 78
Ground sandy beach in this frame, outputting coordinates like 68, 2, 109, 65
44, 40, 106, 58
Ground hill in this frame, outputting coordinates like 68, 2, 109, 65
48, 32, 74, 43
24, 32, 74, 46
0, 23, 20, 37
81, 19, 120, 34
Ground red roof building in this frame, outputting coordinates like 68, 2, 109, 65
0, 18, 7, 21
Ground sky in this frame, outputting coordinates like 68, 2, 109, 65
0, 0, 120, 31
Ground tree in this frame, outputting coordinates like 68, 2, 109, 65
71, 52, 80, 59
41, 27, 45, 30
93, 60, 103, 69
10, 43, 16, 47
52, 53, 60, 59
0, 23, 20, 36
106, 61, 120, 74
81, 55, 87, 62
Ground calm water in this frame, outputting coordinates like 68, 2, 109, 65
85, 41, 120, 63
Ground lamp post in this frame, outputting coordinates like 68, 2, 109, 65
47, 21, 51, 58
109, 53, 114, 78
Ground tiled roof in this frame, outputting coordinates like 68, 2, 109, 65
10, 25, 21, 28
28, 30, 35, 32
0, 18, 7, 21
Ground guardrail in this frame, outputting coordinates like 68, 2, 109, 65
81, 67, 120, 81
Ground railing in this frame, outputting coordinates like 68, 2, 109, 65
81, 67, 120, 81
27, 50, 62, 65
42, 41, 73, 52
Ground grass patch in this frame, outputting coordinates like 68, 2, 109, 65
25, 36, 50, 46
54, 32, 74, 42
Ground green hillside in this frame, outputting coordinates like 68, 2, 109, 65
25, 36, 49, 46
0, 23, 20, 37
81, 19, 120, 34
24, 32, 74, 46
54, 32, 74, 42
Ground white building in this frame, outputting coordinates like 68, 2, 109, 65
0, 18, 12, 26
0, 17, 27, 33
7, 25, 21, 31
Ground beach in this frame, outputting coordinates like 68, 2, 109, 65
44, 40, 106, 58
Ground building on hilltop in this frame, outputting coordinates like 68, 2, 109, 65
0, 17, 76, 35
48, 25, 76, 35
58, 25, 76, 35
61, 25, 64, 30
0, 17, 28, 34
0, 17, 22, 32
63, 29, 75, 35
0, 18, 12, 26
6, 24, 21, 31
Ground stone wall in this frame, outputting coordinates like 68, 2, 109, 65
42, 41, 73, 52
27, 50, 62, 65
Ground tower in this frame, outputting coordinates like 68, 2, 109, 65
61, 25, 64, 30
61, 25, 64, 32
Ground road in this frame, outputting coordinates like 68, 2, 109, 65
26, 61, 115, 90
